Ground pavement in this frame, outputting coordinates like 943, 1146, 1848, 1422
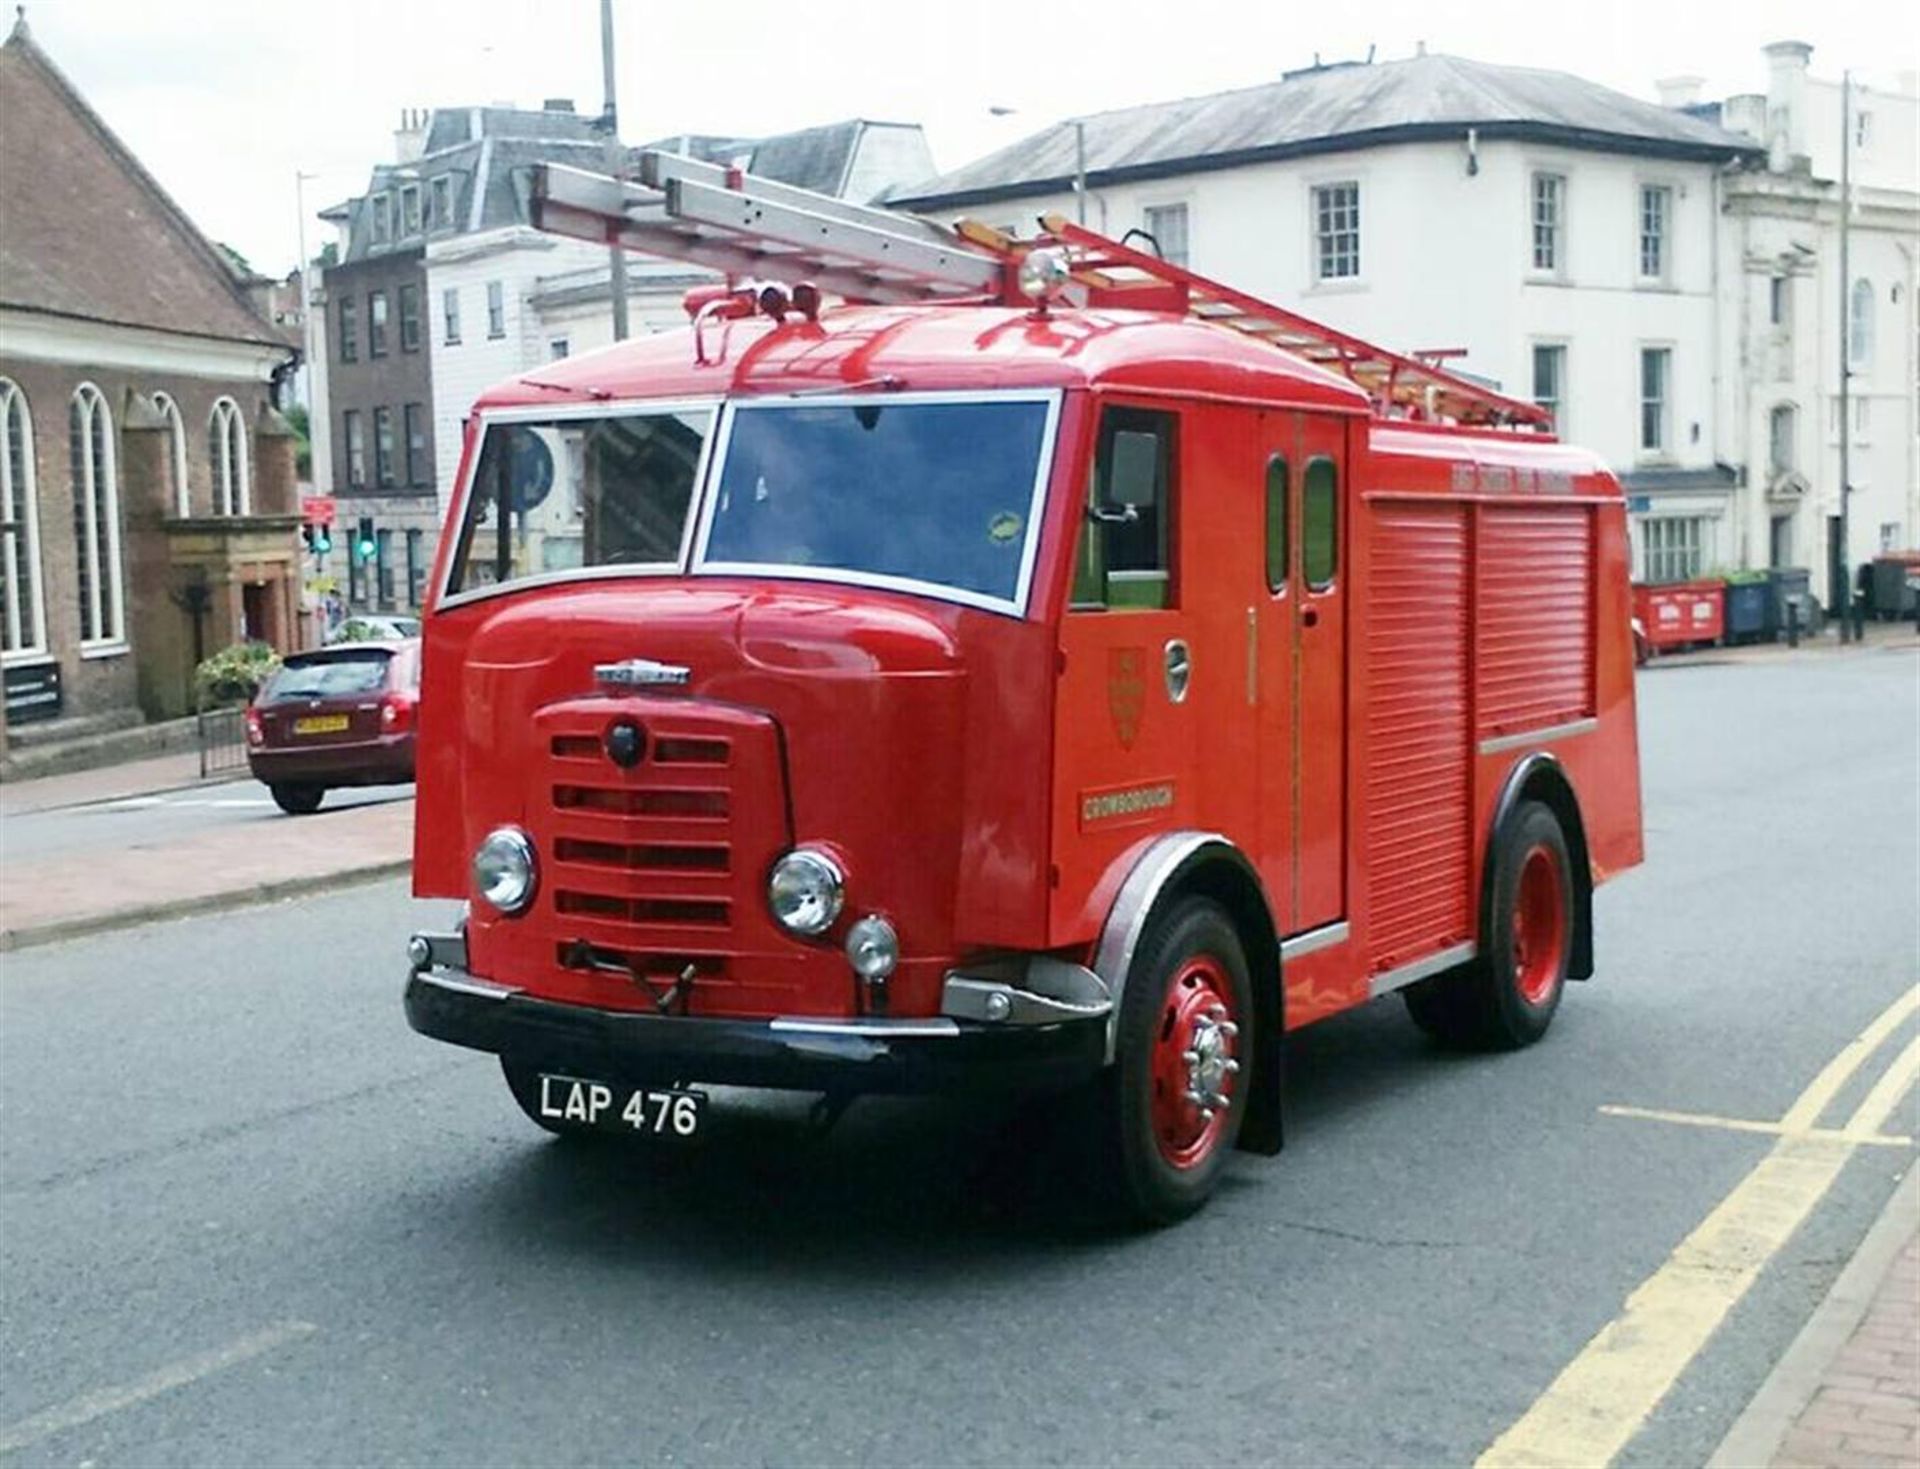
0, 753, 412, 951
0, 637, 1913, 1466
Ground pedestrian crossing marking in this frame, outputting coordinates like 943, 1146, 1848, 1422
1477, 984, 1920, 1469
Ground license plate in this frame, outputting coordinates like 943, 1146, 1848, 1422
535, 1073, 706, 1137
293, 714, 349, 735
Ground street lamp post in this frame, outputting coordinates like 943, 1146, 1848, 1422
600, 0, 629, 342
294, 169, 319, 419
989, 107, 1088, 225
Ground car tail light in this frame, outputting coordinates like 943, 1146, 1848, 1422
244, 706, 264, 747
380, 693, 416, 733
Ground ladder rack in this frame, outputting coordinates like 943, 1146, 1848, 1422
530, 154, 1549, 430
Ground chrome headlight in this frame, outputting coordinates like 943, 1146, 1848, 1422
844, 915, 898, 981
768, 847, 844, 937
472, 826, 537, 915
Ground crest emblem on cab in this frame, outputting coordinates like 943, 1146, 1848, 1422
1108, 646, 1146, 750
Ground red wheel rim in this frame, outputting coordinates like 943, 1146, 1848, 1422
1511, 844, 1568, 1006
1148, 954, 1239, 1170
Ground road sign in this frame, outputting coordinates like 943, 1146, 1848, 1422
301, 495, 337, 524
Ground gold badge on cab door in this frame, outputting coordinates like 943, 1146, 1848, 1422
1108, 646, 1146, 750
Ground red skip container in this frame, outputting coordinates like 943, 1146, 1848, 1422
1633, 580, 1725, 651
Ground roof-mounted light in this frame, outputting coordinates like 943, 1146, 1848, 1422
1017, 248, 1070, 304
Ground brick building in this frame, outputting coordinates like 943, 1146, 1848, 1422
0, 17, 300, 737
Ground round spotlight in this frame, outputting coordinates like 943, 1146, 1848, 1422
472, 826, 538, 915
767, 848, 845, 937
844, 915, 899, 981
1017, 247, 1070, 302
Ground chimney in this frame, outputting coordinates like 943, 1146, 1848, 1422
542, 98, 576, 113
1762, 40, 1813, 170
394, 107, 428, 165
1655, 75, 1704, 109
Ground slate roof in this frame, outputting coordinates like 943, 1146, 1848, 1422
892, 52, 1764, 209
0, 19, 293, 349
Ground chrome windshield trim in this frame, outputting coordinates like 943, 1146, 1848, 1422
1478, 717, 1599, 757
434, 396, 723, 613
688, 388, 1064, 620
1367, 942, 1476, 999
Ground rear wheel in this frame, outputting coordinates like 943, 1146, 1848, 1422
269, 783, 324, 816
1093, 897, 1253, 1225
1403, 800, 1572, 1050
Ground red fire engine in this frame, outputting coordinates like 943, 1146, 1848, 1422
404, 153, 1644, 1222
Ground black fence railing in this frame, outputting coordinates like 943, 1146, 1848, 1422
197, 702, 248, 779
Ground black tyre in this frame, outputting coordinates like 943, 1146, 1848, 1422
1091, 897, 1254, 1225
269, 783, 325, 816
1403, 800, 1572, 1050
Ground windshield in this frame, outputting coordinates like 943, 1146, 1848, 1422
261, 651, 393, 703
445, 407, 713, 597
698, 397, 1054, 610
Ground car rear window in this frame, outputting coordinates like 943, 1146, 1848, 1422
261, 651, 393, 703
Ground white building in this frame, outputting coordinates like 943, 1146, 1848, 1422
890, 52, 1771, 583
425, 120, 937, 515
1710, 44, 1917, 603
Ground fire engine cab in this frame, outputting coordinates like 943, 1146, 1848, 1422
404, 152, 1644, 1222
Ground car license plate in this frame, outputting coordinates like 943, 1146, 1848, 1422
535, 1073, 706, 1137
293, 714, 350, 735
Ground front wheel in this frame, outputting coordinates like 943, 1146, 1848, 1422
1404, 800, 1573, 1050
1092, 897, 1254, 1225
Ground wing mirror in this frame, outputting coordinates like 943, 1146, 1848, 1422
1090, 430, 1159, 525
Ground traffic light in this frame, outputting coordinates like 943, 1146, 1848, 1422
354, 515, 376, 563
313, 521, 332, 555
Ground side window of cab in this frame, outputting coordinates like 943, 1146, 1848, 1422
1071, 406, 1176, 610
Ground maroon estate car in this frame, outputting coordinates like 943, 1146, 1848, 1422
246, 641, 420, 814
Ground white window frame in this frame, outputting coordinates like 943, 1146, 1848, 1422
208, 397, 249, 516
1638, 183, 1674, 284
1639, 344, 1673, 458
70, 382, 125, 652
1309, 179, 1362, 285
1849, 278, 1874, 368
1531, 341, 1568, 434
442, 286, 461, 345
1529, 172, 1565, 275
1768, 403, 1797, 475
0, 377, 49, 663
150, 390, 190, 517
486, 280, 505, 339
1140, 199, 1191, 269
1639, 514, 1709, 584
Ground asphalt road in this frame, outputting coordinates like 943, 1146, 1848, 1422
1, 649, 1914, 1468
0, 778, 412, 863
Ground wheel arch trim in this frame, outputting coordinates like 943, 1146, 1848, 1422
1089, 830, 1284, 1154
1484, 753, 1595, 979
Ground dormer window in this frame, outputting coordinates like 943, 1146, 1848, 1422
400, 184, 422, 236
369, 192, 392, 245
430, 175, 453, 229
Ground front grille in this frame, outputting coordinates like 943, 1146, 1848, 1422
536, 696, 789, 980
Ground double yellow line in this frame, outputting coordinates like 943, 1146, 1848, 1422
1478, 985, 1920, 1469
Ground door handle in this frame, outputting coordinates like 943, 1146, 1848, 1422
1303, 606, 1321, 628
1164, 640, 1191, 703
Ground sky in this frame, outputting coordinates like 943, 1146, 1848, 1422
13, 0, 1913, 276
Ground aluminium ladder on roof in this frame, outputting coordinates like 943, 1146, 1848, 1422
529, 153, 1549, 429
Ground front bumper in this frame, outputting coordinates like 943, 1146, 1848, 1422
404, 966, 1108, 1096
